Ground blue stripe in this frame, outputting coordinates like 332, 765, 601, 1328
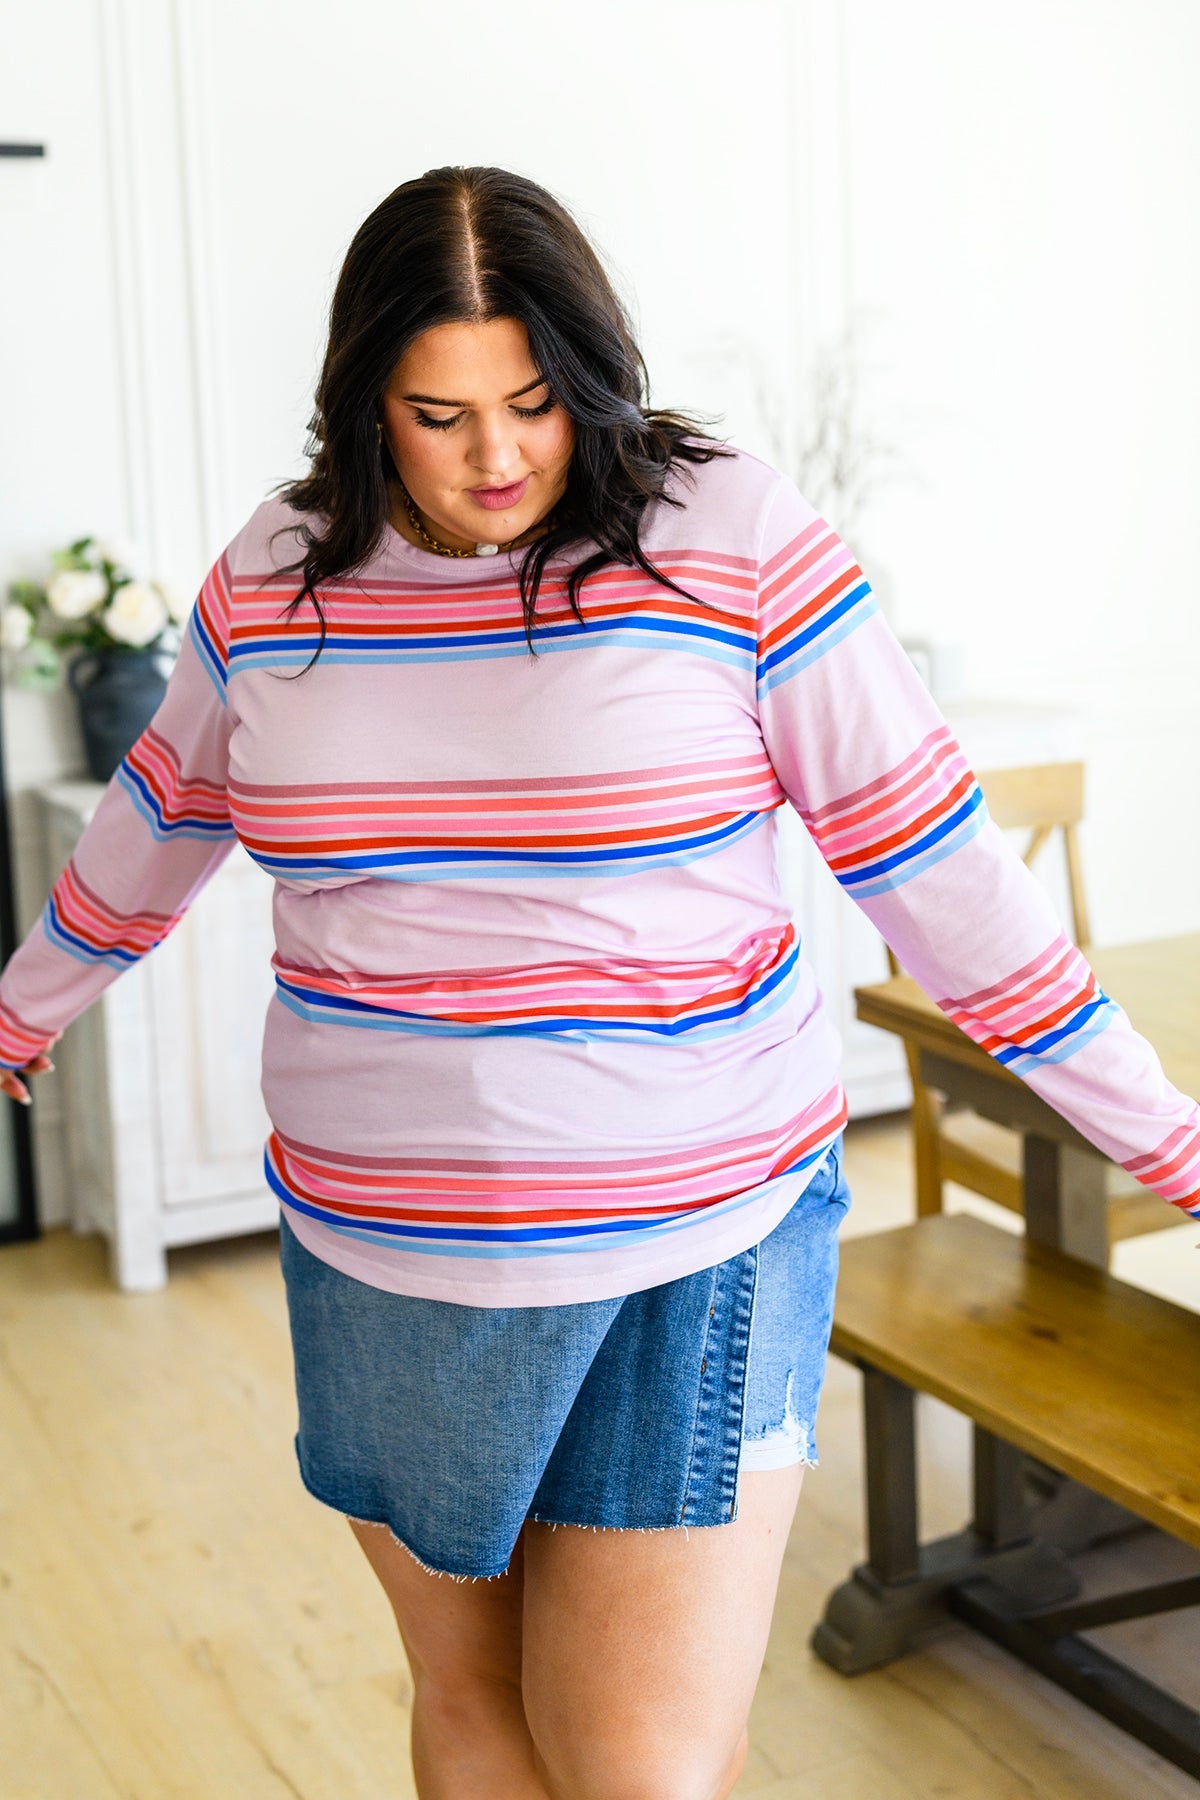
274, 968, 799, 1046
482, 628, 753, 674
230, 609, 757, 673
266, 1132, 840, 1256
757, 580, 875, 677
757, 593, 878, 693
232, 634, 756, 676
42, 900, 139, 969
993, 995, 1117, 1069
115, 760, 236, 844
836, 788, 986, 897
245, 808, 770, 884
265, 1156, 682, 1244
187, 602, 228, 701
272, 940, 801, 1040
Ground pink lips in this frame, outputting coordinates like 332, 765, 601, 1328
468, 476, 529, 510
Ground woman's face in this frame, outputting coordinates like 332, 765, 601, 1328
380, 318, 575, 553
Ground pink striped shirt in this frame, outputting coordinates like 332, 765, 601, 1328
1, 443, 1197, 1302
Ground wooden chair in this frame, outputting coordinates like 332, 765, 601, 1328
886, 760, 1177, 1250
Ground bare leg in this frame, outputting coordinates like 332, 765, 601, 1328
349, 1464, 803, 1800
347, 1518, 548, 1798
522, 1465, 805, 1800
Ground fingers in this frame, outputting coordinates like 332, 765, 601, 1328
0, 1055, 54, 1105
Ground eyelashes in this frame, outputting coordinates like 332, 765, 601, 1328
414, 395, 557, 432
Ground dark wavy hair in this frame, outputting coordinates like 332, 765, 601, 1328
275, 165, 739, 674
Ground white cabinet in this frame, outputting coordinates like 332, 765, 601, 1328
39, 782, 278, 1291
39, 697, 1080, 1285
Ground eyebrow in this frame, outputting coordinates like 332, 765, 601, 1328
401, 376, 548, 407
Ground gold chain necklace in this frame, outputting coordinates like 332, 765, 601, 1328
399, 484, 502, 559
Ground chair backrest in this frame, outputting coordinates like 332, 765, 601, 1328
883, 758, 1090, 978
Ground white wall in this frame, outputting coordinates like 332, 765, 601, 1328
836, 0, 1200, 942
2, 0, 1198, 1212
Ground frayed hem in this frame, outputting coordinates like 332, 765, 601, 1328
345, 1514, 511, 1583
741, 1452, 820, 1470
528, 1514, 767, 1537
527, 1515, 698, 1538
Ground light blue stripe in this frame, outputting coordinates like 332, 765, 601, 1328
757, 592, 878, 695
758, 579, 874, 674
843, 787, 984, 887
1001, 1000, 1120, 1075
269, 1135, 838, 1259
42, 903, 137, 969
229, 620, 756, 676
229, 609, 753, 658
992, 993, 1111, 1065
513, 629, 754, 671
842, 805, 987, 900
272, 953, 800, 1042
187, 602, 227, 702
247, 809, 771, 885
115, 761, 236, 844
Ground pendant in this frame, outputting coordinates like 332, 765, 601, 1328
475, 542, 500, 557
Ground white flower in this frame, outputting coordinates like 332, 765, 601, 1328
104, 580, 169, 647
0, 604, 33, 651
156, 579, 192, 625
46, 568, 108, 619
94, 536, 149, 578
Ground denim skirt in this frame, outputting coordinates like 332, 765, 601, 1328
278, 1133, 850, 1579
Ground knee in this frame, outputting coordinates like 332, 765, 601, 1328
413, 1662, 525, 1734
533, 1721, 749, 1800
404, 1631, 521, 1695
401, 1621, 525, 1727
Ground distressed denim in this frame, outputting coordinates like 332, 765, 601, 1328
279, 1133, 850, 1579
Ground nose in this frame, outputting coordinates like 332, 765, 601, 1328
466, 412, 523, 483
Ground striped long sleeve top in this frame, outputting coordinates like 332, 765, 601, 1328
1, 443, 1197, 1304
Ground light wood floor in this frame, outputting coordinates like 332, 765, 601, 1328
2, 1114, 1198, 1799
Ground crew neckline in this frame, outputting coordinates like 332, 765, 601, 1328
378, 514, 583, 581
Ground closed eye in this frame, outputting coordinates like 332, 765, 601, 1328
414, 394, 557, 432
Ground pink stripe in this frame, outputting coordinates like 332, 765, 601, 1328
227, 754, 771, 802
801, 727, 957, 827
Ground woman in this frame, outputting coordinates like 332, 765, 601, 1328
1, 166, 1196, 1800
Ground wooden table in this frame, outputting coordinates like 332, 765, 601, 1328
855, 932, 1200, 1266
817, 933, 1200, 1771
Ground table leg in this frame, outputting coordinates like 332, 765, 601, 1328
1023, 1132, 1109, 1266
973, 1426, 1027, 1549
1019, 1131, 1148, 1543
810, 1370, 1077, 1675
914, 1052, 1111, 1267
864, 1368, 919, 1582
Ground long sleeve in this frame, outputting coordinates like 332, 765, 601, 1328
755, 472, 1200, 1220
0, 552, 238, 1069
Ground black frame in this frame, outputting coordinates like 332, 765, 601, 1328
0, 676, 41, 1244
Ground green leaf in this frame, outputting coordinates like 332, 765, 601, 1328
41, 623, 88, 651
6, 580, 44, 607
12, 639, 62, 690
50, 546, 93, 574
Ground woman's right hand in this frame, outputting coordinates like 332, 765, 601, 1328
0, 1052, 54, 1105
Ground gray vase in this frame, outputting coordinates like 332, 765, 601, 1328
67, 646, 170, 783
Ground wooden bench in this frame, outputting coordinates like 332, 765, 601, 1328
811, 1211, 1200, 1777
